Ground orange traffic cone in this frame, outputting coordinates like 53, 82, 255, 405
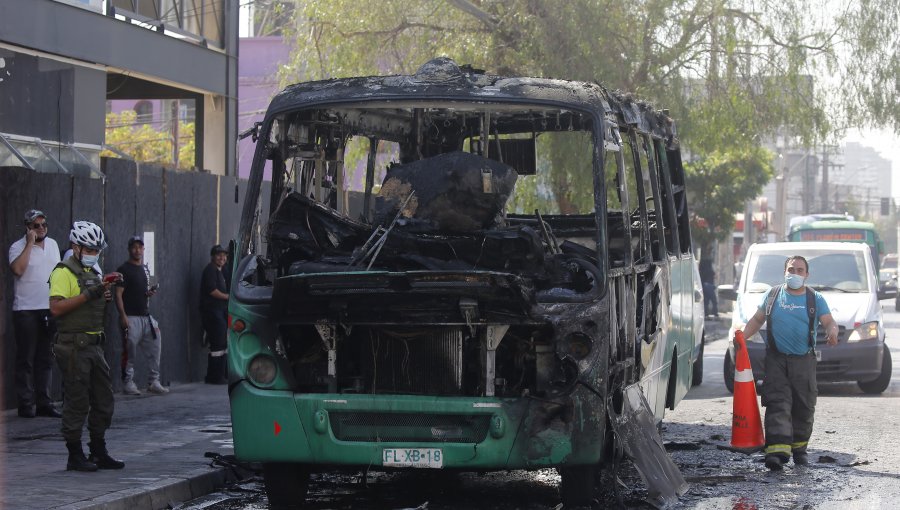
730, 330, 764, 451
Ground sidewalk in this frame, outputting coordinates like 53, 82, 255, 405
2, 383, 238, 510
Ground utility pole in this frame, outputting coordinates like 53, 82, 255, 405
821, 145, 830, 212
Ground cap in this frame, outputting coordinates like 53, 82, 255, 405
128, 235, 144, 247
24, 209, 46, 224
210, 244, 228, 256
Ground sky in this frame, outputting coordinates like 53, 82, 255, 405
844, 128, 900, 197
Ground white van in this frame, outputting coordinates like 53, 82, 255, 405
718, 241, 892, 394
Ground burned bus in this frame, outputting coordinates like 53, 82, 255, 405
227, 58, 703, 507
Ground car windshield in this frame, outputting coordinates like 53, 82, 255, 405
744, 250, 869, 293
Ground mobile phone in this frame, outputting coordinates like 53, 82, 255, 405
103, 272, 123, 284
149, 283, 160, 292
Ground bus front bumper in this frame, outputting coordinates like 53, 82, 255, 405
229, 382, 607, 470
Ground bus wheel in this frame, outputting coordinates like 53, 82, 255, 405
858, 348, 892, 394
263, 462, 310, 509
559, 464, 598, 507
691, 336, 705, 387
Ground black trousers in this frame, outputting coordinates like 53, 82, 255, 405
702, 281, 718, 316
761, 350, 817, 459
200, 308, 228, 351
13, 309, 56, 409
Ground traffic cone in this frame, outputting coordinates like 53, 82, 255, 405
730, 330, 764, 451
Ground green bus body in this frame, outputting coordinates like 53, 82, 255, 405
788, 219, 883, 270
227, 58, 703, 506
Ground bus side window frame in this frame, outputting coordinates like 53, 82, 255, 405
622, 129, 651, 266
658, 141, 693, 255
603, 122, 634, 270
647, 135, 681, 256
634, 132, 668, 262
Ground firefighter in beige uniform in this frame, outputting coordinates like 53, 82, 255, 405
49, 221, 124, 472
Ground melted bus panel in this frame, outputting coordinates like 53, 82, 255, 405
228, 58, 702, 507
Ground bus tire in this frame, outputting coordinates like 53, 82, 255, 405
559, 465, 598, 507
263, 462, 310, 509
665, 349, 678, 410
857, 348, 892, 394
691, 335, 704, 387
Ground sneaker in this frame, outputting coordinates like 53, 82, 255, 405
765, 455, 785, 471
122, 381, 141, 395
147, 381, 169, 394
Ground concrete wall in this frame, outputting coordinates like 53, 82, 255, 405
1, 161, 269, 408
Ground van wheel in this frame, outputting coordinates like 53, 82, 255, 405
692, 336, 705, 387
723, 353, 735, 394
263, 462, 310, 509
857, 348, 892, 394
559, 465, 598, 507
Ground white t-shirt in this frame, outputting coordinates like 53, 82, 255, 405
9, 236, 61, 311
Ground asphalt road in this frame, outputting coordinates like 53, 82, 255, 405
180, 302, 900, 510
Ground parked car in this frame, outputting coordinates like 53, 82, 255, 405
718, 241, 892, 394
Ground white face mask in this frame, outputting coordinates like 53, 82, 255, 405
785, 273, 805, 290
79, 251, 99, 268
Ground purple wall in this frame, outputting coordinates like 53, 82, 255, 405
238, 36, 291, 179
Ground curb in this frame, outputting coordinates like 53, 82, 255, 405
62, 467, 236, 510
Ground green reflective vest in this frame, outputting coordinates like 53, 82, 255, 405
55, 257, 106, 334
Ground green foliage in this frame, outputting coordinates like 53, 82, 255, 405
103, 111, 195, 170
279, 0, 898, 240
685, 145, 774, 250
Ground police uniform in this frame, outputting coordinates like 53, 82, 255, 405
50, 255, 123, 471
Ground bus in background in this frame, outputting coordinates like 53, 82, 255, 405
788, 215, 884, 271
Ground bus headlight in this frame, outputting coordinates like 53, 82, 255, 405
248, 355, 278, 385
847, 321, 880, 342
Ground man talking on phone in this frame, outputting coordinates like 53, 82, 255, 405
9, 210, 61, 418
114, 235, 167, 395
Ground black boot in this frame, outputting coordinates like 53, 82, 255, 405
88, 439, 125, 469
66, 442, 98, 472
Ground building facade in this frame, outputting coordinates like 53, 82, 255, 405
0, 0, 239, 176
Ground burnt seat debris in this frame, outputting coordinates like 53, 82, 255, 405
375, 151, 518, 233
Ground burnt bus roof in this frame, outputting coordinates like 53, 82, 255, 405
265, 57, 677, 144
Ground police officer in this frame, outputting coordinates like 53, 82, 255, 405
738, 255, 838, 471
49, 221, 124, 472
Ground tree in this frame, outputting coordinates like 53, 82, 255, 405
103, 110, 196, 170
278, 0, 898, 251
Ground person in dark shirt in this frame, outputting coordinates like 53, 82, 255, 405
200, 244, 229, 384
114, 236, 167, 395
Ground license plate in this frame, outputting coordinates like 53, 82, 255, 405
382, 448, 443, 468
815, 350, 822, 361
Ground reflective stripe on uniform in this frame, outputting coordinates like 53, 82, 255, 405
765, 444, 792, 455
791, 441, 808, 449
734, 369, 755, 383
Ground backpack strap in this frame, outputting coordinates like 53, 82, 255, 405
805, 287, 817, 350
764, 284, 783, 352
